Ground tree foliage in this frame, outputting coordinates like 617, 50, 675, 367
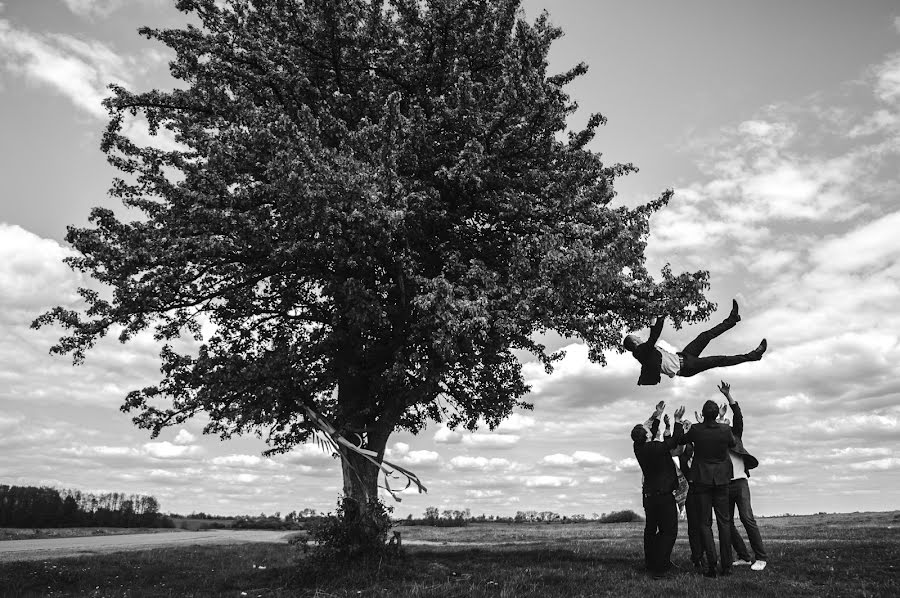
34, 0, 713, 504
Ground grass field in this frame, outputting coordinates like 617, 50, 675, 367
0, 528, 183, 542
1, 511, 898, 597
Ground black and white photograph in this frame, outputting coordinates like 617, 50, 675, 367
1, 0, 898, 595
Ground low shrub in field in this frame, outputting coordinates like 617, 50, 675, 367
304, 496, 399, 566
599, 509, 643, 523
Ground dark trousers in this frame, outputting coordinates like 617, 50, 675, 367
685, 484, 704, 565
642, 492, 678, 574
729, 478, 768, 561
693, 482, 732, 570
677, 316, 755, 377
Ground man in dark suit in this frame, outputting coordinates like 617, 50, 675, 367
718, 381, 769, 571
677, 425, 705, 571
674, 398, 736, 577
632, 401, 686, 578
622, 301, 766, 386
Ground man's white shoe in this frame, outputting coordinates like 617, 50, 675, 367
751, 560, 767, 571
733, 559, 752, 566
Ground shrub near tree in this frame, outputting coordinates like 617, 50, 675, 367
35, 0, 713, 552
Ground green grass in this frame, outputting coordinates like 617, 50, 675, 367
0, 528, 180, 542
2, 511, 898, 597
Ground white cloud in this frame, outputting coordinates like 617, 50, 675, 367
615, 457, 639, 472
60, 0, 165, 19
540, 451, 612, 468
809, 414, 899, 436
0, 19, 130, 117
0, 223, 82, 311
461, 433, 520, 449
811, 210, 900, 273
495, 412, 537, 433
465, 489, 504, 498
522, 476, 577, 488
432, 425, 520, 448
433, 425, 462, 444
448, 456, 517, 473
0, 19, 181, 150
385, 443, 440, 466
142, 441, 203, 459
873, 52, 900, 104
849, 457, 900, 471
173, 429, 197, 445
60, 0, 125, 19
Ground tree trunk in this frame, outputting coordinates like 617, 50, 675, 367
340, 443, 382, 512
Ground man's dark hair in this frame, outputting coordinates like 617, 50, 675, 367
631, 424, 648, 443
701, 400, 719, 420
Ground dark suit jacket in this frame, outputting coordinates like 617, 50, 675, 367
634, 417, 679, 494
729, 401, 759, 475
633, 317, 665, 386
675, 420, 735, 486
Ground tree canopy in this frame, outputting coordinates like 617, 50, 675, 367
35, 0, 713, 504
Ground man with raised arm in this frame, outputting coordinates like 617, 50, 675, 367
623, 300, 766, 386
674, 397, 736, 578
631, 401, 686, 578
718, 381, 768, 572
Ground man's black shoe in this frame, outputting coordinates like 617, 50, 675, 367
720, 568, 733, 577
729, 299, 741, 322
703, 567, 718, 578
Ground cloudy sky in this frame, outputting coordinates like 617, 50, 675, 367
2, 0, 900, 519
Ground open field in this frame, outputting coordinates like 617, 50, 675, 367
0, 528, 189, 542
1, 511, 898, 597
0, 530, 293, 563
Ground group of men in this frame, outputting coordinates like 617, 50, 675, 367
625, 301, 768, 579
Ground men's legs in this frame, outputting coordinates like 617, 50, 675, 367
680, 314, 739, 358
678, 342, 766, 378
656, 494, 679, 571
732, 478, 768, 561
685, 485, 704, 567
729, 480, 752, 563
693, 483, 718, 573
642, 494, 659, 571
711, 484, 733, 573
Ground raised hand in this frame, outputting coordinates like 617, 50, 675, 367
664, 414, 671, 427
674, 405, 685, 421
719, 402, 728, 418
718, 380, 734, 403
655, 400, 666, 416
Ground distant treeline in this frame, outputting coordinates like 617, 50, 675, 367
399, 508, 642, 527
0, 485, 173, 528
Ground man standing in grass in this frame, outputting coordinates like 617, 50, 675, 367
632, 401, 686, 578
718, 381, 769, 572
674, 398, 736, 578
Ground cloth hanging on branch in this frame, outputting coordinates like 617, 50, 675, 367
302, 405, 427, 501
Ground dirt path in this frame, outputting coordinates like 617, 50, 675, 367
0, 530, 294, 562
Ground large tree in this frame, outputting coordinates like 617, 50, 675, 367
36, 0, 713, 512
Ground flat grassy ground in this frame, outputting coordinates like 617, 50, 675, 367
0, 528, 183, 542
1, 511, 898, 597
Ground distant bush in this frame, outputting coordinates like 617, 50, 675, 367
598, 510, 642, 523
232, 516, 299, 531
